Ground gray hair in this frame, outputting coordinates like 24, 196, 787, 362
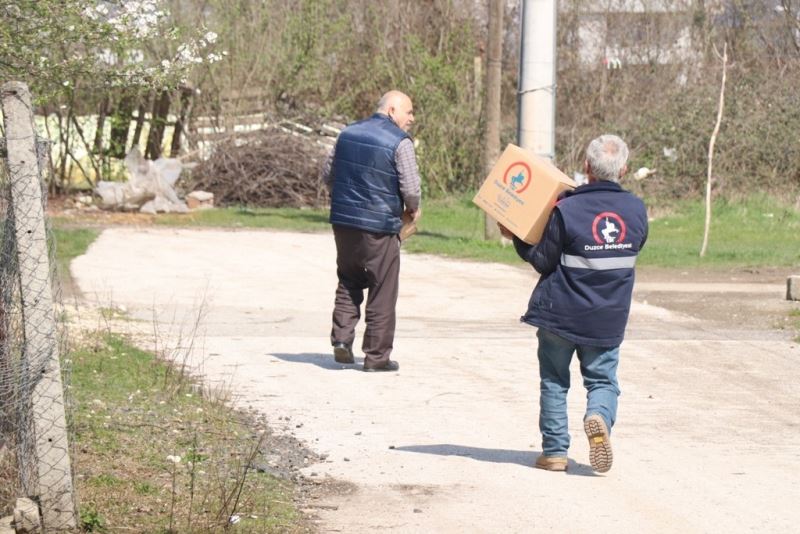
376, 93, 391, 113
586, 134, 629, 183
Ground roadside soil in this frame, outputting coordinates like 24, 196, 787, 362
636, 265, 798, 334
65, 216, 800, 533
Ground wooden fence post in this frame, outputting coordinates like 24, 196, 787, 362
1, 81, 77, 530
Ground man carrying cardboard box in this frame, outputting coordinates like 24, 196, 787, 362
499, 134, 648, 473
321, 90, 422, 372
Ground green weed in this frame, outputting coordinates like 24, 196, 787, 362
71, 333, 302, 533
79, 505, 107, 532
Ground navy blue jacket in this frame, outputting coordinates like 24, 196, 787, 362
513, 181, 648, 347
329, 114, 409, 234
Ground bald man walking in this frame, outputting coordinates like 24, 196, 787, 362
321, 91, 422, 372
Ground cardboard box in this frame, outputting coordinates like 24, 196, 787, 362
473, 144, 575, 244
399, 211, 417, 241
399, 221, 417, 241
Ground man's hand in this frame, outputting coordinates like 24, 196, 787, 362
497, 222, 514, 240
404, 208, 421, 223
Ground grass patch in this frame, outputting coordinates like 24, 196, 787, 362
401, 194, 520, 263
51, 226, 99, 285
154, 206, 330, 231
407, 193, 800, 268
639, 195, 800, 268
50, 193, 800, 270
71, 333, 306, 533
145, 193, 800, 269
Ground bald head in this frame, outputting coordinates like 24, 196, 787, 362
377, 90, 415, 132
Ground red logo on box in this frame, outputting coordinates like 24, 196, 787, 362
503, 162, 532, 194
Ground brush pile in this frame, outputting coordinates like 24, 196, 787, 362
189, 126, 333, 207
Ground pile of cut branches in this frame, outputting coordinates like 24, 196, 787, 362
189, 127, 331, 207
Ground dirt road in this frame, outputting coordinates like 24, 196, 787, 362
72, 228, 800, 533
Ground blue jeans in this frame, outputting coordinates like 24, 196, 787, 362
536, 328, 621, 457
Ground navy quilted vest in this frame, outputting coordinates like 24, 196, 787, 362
330, 114, 409, 234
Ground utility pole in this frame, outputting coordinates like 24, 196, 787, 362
518, 0, 557, 160
483, 0, 505, 240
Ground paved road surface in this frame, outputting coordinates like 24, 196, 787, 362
72, 228, 800, 533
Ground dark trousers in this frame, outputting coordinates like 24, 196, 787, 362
331, 225, 400, 367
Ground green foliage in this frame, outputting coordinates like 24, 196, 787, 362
141, 194, 800, 270
277, 0, 356, 108
258, 0, 484, 197
619, 70, 800, 200
639, 194, 800, 268
89, 473, 124, 487
403, 33, 484, 195
134, 481, 157, 495
407, 194, 800, 268
154, 206, 330, 231
79, 504, 107, 532
555, 2, 800, 199
0, 1, 219, 102
51, 227, 99, 285
414, 193, 800, 271
71, 333, 302, 532
71, 333, 163, 406
401, 194, 520, 263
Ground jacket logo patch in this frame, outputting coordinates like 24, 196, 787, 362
592, 211, 627, 244
502, 162, 532, 194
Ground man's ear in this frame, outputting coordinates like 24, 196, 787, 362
620, 164, 628, 178
583, 160, 590, 174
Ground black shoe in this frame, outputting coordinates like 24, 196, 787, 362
333, 342, 355, 364
363, 360, 399, 373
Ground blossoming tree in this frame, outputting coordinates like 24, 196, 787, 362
0, 0, 223, 185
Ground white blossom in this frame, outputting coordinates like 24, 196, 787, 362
127, 49, 144, 64
98, 49, 117, 66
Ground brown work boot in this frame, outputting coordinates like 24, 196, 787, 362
332, 342, 355, 364
584, 414, 613, 473
534, 455, 568, 472
363, 360, 399, 372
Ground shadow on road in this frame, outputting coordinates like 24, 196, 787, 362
393, 444, 534, 466
271, 352, 363, 371
393, 444, 597, 476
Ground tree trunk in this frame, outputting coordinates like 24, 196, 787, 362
146, 89, 172, 160
170, 85, 194, 157
131, 97, 148, 151
108, 93, 135, 159
93, 96, 109, 155
700, 42, 728, 258
483, 0, 504, 240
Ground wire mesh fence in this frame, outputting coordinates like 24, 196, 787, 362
1, 82, 76, 530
